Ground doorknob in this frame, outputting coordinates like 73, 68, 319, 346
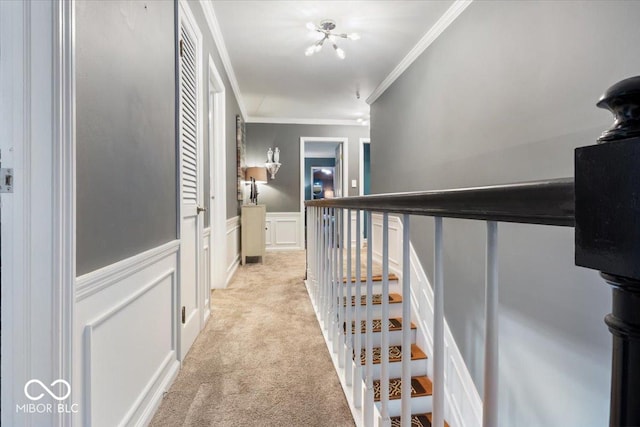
197, 206, 207, 214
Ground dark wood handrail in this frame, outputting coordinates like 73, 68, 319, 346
305, 178, 574, 227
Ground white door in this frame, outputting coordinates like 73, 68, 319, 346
179, 13, 203, 360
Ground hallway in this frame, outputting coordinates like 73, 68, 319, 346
150, 251, 354, 426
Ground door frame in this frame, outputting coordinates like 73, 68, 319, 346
358, 137, 370, 243
1, 1, 76, 425
299, 136, 349, 245
177, 0, 204, 359
207, 55, 228, 291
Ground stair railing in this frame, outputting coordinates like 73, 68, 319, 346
304, 76, 640, 427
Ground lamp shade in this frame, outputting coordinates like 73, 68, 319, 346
245, 167, 268, 183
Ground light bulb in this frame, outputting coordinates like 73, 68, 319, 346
306, 22, 316, 31
347, 33, 360, 40
305, 45, 316, 56
314, 43, 323, 53
335, 46, 345, 59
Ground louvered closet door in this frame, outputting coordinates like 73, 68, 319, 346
179, 14, 203, 361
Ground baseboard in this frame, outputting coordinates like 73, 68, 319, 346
226, 257, 240, 285
371, 214, 482, 427
133, 356, 180, 426
225, 216, 241, 287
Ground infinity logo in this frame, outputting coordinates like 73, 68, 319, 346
24, 379, 71, 401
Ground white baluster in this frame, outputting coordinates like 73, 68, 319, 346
353, 210, 363, 408
328, 208, 334, 334
364, 211, 374, 427
321, 207, 327, 326
380, 213, 391, 426
401, 214, 412, 427
331, 209, 340, 357
307, 207, 312, 281
345, 209, 353, 386
338, 208, 345, 368
433, 217, 445, 427
315, 206, 320, 305
483, 221, 499, 427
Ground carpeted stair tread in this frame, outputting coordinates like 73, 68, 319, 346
390, 413, 450, 427
373, 375, 433, 401
344, 293, 403, 306
343, 273, 399, 283
356, 344, 427, 365
349, 317, 416, 334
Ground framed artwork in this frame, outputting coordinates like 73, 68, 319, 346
236, 115, 246, 200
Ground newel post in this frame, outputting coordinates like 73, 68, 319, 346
575, 76, 640, 427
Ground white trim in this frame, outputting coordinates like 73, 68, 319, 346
358, 138, 370, 243
366, 0, 473, 105
265, 212, 304, 251
76, 240, 180, 301
247, 116, 362, 126
208, 55, 228, 290
225, 216, 241, 286
202, 228, 211, 323
299, 137, 349, 246
1, 2, 77, 425
199, 0, 248, 120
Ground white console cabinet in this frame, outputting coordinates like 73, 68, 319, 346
241, 204, 266, 264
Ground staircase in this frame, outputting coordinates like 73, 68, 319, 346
343, 273, 449, 427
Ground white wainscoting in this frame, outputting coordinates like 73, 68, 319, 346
225, 216, 240, 286
371, 214, 483, 427
203, 228, 211, 322
266, 212, 303, 251
74, 240, 181, 427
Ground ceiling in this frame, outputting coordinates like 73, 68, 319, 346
304, 141, 339, 158
211, 1, 458, 123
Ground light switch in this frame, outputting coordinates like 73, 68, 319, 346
351, 179, 357, 188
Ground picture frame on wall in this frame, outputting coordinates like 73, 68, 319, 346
236, 115, 246, 200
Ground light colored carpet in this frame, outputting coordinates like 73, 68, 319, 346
149, 251, 355, 427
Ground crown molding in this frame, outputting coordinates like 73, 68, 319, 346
199, 0, 248, 120
366, 0, 473, 105
246, 116, 365, 126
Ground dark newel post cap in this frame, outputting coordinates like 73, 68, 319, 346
575, 76, 640, 279
597, 75, 640, 142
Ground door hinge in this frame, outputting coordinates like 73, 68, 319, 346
1, 168, 13, 193
179, 39, 184, 58
181, 306, 186, 324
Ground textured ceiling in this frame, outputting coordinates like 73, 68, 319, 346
212, 1, 455, 122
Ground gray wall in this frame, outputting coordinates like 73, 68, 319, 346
76, 0, 176, 275
76, 1, 244, 275
245, 123, 369, 212
187, 2, 243, 221
370, 1, 640, 425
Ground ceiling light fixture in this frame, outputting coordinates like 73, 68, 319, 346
304, 19, 359, 59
